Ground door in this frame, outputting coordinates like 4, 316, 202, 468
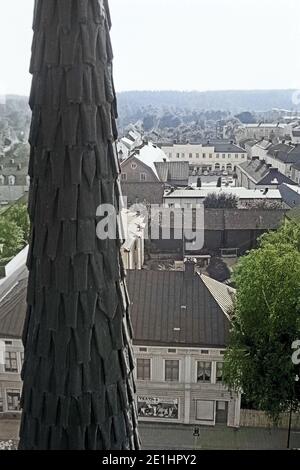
215, 401, 228, 424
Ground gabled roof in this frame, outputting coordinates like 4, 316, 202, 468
0, 266, 231, 349
126, 269, 230, 348
154, 161, 189, 183
237, 159, 295, 185
213, 143, 245, 153
200, 275, 235, 320
130, 143, 169, 178
267, 143, 300, 164
0, 267, 28, 339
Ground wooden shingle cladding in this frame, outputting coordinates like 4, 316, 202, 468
19, 0, 140, 450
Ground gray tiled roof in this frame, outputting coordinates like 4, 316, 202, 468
127, 270, 230, 348
0, 267, 230, 349
237, 159, 294, 185
154, 161, 189, 183
0, 272, 27, 339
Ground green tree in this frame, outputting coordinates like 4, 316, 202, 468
5, 203, 30, 243
223, 221, 300, 421
204, 192, 238, 209
0, 218, 24, 259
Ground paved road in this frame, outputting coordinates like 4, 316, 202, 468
1, 419, 300, 450
139, 423, 300, 450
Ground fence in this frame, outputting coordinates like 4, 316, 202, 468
240, 409, 300, 429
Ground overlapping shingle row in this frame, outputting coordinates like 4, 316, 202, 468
19, 0, 140, 450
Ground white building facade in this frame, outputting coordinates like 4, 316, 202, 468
0, 338, 23, 415
134, 345, 240, 427
161, 143, 247, 173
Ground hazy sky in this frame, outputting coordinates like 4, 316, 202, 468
1, 0, 300, 96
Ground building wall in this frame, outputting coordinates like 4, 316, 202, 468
0, 339, 23, 416
264, 155, 291, 177
120, 158, 158, 183
237, 125, 286, 141
161, 144, 247, 170
279, 184, 300, 208
122, 237, 145, 270
121, 182, 165, 206
0, 185, 29, 203
291, 166, 300, 185
0, 340, 241, 427
134, 345, 240, 427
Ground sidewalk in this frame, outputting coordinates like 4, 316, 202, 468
139, 423, 300, 450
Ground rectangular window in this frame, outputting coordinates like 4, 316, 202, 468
0, 391, 3, 413
165, 360, 179, 382
235, 154, 238, 158
203, 153, 206, 159
197, 361, 212, 383
121, 173, 127, 181
20, 352, 25, 367
176, 153, 180, 158
201, 349, 209, 354
216, 362, 223, 382
242, 154, 245, 159
5, 352, 18, 373
169, 153, 172, 159
181, 153, 185, 159
222, 154, 226, 158
6, 390, 21, 411
196, 153, 200, 158
189, 153, 193, 159
137, 359, 151, 381
196, 400, 215, 421
140, 173, 146, 181
216, 154, 220, 158
209, 154, 213, 159
228, 154, 231, 158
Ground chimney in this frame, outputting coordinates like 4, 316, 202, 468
184, 258, 197, 279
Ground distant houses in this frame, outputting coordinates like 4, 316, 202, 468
160, 141, 247, 174
235, 157, 295, 189
242, 140, 300, 183
0, 142, 30, 204
120, 142, 189, 205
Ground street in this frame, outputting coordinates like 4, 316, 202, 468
1, 420, 300, 450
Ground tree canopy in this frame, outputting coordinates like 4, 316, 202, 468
5, 203, 30, 243
223, 221, 300, 421
0, 218, 24, 259
204, 192, 238, 209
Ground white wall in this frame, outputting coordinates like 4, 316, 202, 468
162, 144, 247, 169
134, 345, 240, 427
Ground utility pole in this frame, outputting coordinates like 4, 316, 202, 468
19, 0, 140, 450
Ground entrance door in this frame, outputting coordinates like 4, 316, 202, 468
215, 401, 228, 424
